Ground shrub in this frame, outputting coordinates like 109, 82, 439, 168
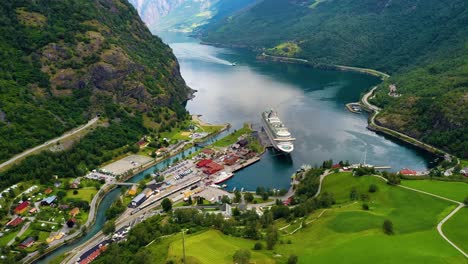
383, 219, 393, 235
362, 203, 369, 210
253, 242, 263, 250
368, 184, 378, 193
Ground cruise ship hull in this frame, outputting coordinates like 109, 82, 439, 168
261, 111, 295, 154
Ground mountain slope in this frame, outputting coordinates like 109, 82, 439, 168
202, 0, 468, 157
0, 0, 190, 162
129, 0, 256, 32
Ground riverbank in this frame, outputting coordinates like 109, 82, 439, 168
29, 116, 229, 263
24, 184, 116, 264
257, 52, 390, 80
255, 52, 451, 162
360, 87, 449, 159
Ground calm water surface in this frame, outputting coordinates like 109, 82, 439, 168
37, 33, 433, 263
163, 33, 433, 191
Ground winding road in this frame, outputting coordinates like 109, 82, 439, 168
0, 117, 99, 171
361, 88, 451, 158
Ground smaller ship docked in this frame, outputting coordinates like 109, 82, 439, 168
213, 171, 234, 184
261, 109, 295, 153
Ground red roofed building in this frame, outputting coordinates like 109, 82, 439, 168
201, 148, 215, 155
6, 217, 23, 227
203, 162, 224, 175
137, 140, 148, 149
14, 201, 29, 215
197, 159, 212, 168
399, 168, 417, 176
44, 187, 53, 195
331, 164, 342, 169
223, 155, 239, 166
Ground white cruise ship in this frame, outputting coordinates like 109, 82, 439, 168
261, 109, 295, 153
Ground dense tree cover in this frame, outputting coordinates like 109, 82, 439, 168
202, 0, 468, 157
0, 111, 146, 189
0, 0, 189, 163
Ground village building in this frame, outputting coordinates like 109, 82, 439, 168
197, 159, 212, 168
69, 207, 80, 217
223, 155, 239, 166
41, 195, 57, 206
399, 168, 418, 176
14, 201, 29, 215
6, 217, 23, 227
203, 162, 224, 175
44, 187, 53, 195
460, 167, 468, 177
201, 148, 215, 155
127, 185, 138, 196
19, 237, 35, 249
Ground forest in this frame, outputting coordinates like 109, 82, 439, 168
202, 0, 468, 157
0, 0, 189, 163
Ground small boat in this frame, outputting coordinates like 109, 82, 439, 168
231, 62, 237, 66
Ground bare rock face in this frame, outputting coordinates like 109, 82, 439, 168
128, 0, 186, 28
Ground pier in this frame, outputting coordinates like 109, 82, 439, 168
345, 102, 362, 113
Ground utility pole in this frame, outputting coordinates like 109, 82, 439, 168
182, 229, 186, 264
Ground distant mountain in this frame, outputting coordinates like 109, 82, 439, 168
129, 0, 256, 32
202, 0, 468, 158
0, 0, 190, 163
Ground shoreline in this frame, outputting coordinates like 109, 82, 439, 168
28, 116, 229, 263
250, 51, 451, 161
360, 87, 448, 159
257, 52, 390, 80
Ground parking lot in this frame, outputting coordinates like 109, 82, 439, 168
101, 155, 153, 176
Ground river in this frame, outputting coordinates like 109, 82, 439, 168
37, 33, 434, 263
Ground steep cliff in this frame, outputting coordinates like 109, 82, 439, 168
0, 0, 191, 162
129, 0, 256, 32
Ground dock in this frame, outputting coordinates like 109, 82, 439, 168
232, 156, 261, 172
345, 103, 362, 114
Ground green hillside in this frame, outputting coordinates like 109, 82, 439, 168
0, 0, 191, 190
0, 0, 190, 163
202, 0, 468, 157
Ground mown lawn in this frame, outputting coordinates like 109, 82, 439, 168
166, 230, 275, 264
66, 187, 97, 203
148, 172, 466, 263
401, 179, 468, 203
273, 172, 465, 263
443, 207, 468, 253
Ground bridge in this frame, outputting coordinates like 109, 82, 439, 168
113, 182, 136, 186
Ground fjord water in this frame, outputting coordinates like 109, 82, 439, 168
37, 33, 434, 263
162, 33, 433, 191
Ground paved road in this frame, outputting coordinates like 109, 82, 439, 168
361, 88, 452, 159
0, 117, 99, 171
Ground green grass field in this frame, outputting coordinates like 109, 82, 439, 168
66, 187, 97, 203
166, 230, 275, 264
213, 124, 250, 147
443, 207, 468, 253
272, 173, 465, 263
401, 180, 468, 203
151, 173, 466, 263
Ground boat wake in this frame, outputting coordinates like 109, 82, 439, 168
172, 43, 233, 66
